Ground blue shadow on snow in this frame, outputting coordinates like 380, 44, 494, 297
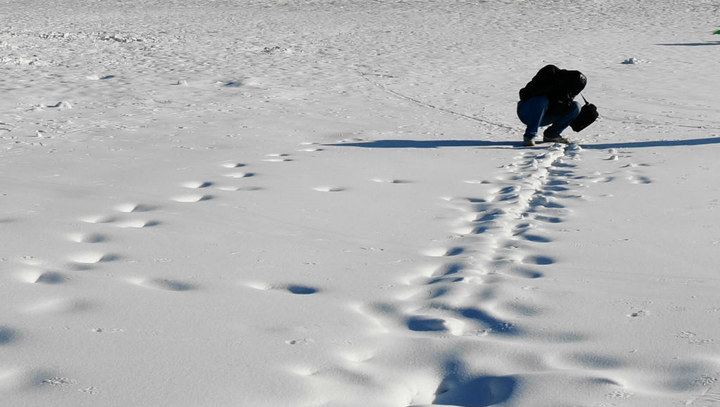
325, 136, 720, 150
434, 360, 518, 407
657, 41, 720, 46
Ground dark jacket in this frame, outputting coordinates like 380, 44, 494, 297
519, 64, 585, 115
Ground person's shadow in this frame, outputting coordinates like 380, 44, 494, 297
325, 137, 720, 150
658, 41, 720, 46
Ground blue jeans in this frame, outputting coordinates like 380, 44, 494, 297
517, 96, 581, 140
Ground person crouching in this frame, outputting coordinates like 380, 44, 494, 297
517, 65, 586, 146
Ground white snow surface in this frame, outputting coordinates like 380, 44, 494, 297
2, 0, 720, 406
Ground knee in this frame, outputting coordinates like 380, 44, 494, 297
517, 96, 549, 123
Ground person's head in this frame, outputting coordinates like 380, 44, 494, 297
562, 70, 586, 96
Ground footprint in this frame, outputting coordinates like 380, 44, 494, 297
287, 365, 318, 377
507, 267, 544, 279
216, 185, 263, 192
298, 142, 324, 152
430, 263, 464, 278
567, 353, 625, 369
133, 278, 197, 292
338, 349, 375, 363
534, 215, 563, 224
246, 282, 320, 295
245, 281, 272, 291
522, 255, 555, 266
456, 307, 518, 335
434, 374, 517, 407
36, 272, 67, 284
298, 147, 324, 152
628, 175, 652, 185
591, 175, 615, 183
223, 172, 255, 179
19, 270, 67, 284
422, 247, 465, 257
182, 181, 213, 189
313, 186, 345, 192
502, 302, 540, 317
473, 208, 505, 222
521, 233, 552, 243
68, 252, 118, 265
25, 297, 92, 314
263, 153, 293, 162
544, 185, 570, 192
496, 186, 520, 195
171, 194, 212, 203
407, 316, 466, 336
114, 219, 159, 228
406, 316, 449, 332
79, 214, 117, 224
370, 178, 410, 184
68, 232, 107, 243
0, 326, 18, 345
530, 196, 565, 209
283, 284, 320, 295
453, 224, 476, 235
115, 203, 156, 213
220, 162, 245, 168
547, 179, 570, 186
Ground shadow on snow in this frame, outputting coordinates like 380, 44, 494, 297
434, 360, 518, 407
325, 137, 720, 150
657, 41, 720, 46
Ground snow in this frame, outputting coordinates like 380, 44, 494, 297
1, 0, 720, 406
